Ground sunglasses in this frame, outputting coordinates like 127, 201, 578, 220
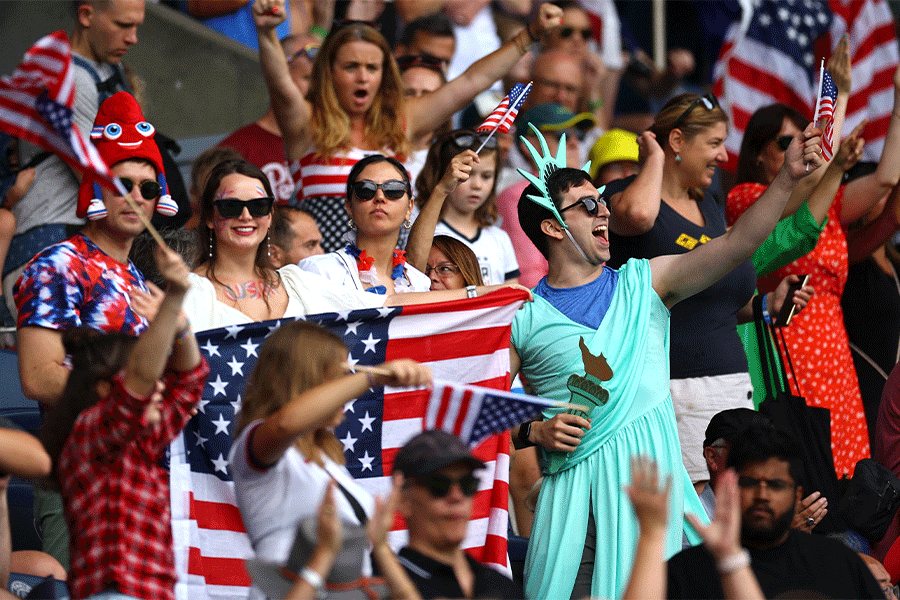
560, 195, 607, 217
119, 177, 161, 200
445, 130, 499, 150
424, 262, 460, 278
287, 42, 320, 64
670, 92, 720, 132
416, 473, 479, 498
776, 135, 793, 152
351, 179, 409, 201
560, 26, 592, 41
214, 197, 275, 219
397, 53, 447, 73
332, 18, 381, 31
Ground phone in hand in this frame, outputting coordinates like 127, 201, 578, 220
775, 275, 810, 327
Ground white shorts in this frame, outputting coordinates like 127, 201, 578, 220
670, 372, 754, 483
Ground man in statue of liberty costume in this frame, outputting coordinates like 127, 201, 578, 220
508, 121, 824, 600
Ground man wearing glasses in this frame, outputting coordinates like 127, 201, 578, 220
667, 424, 884, 599
393, 430, 522, 599
219, 34, 319, 204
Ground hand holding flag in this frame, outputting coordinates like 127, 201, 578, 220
813, 62, 839, 161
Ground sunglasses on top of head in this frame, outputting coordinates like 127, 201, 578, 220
670, 92, 720, 131
415, 473, 480, 498
776, 135, 794, 152
560, 194, 608, 217
352, 179, 409, 201
287, 42, 320, 64
119, 177, 161, 200
396, 53, 447, 73
213, 197, 275, 219
559, 26, 592, 41
444, 130, 499, 150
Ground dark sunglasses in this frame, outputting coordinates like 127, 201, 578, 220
351, 179, 409, 201
776, 135, 794, 152
445, 130, 499, 150
119, 177, 161, 200
287, 42, 320, 64
670, 92, 720, 131
560, 195, 607, 217
214, 197, 275, 219
560, 26, 592, 41
416, 473, 479, 498
332, 18, 381, 32
396, 53, 447, 73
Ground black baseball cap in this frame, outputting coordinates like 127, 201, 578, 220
393, 430, 486, 477
703, 408, 772, 449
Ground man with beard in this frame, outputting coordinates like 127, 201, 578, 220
666, 424, 883, 599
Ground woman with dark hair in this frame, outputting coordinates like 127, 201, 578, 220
726, 61, 900, 477
298, 154, 430, 293
252, 0, 562, 252
426, 235, 485, 291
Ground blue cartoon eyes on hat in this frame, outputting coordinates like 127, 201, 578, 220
103, 123, 122, 139
136, 121, 154, 137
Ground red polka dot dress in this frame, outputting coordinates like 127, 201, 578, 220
727, 183, 869, 477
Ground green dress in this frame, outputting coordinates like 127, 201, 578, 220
513, 259, 706, 600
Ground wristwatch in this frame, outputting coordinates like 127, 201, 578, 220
518, 419, 537, 448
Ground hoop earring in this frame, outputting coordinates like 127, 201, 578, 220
403, 219, 411, 230
348, 219, 357, 231
675, 152, 681, 163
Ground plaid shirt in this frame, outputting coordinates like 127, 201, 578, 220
59, 359, 209, 600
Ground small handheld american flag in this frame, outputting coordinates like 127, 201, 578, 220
813, 62, 838, 161
474, 82, 532, 152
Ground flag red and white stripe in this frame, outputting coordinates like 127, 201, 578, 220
477, 82, 531, 135
826, 0, 899, 162
0, 31, 116, 189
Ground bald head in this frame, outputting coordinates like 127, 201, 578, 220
529, 50, 584, 112
859, 553, 892, 597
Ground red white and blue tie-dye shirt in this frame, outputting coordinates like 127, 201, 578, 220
15, 233, 149, 334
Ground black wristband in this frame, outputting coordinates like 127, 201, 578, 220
517, 419, 537, 448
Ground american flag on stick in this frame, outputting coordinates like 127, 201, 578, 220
474, 82, 531, 152
0, 31, 118, 192
813, 63, 838, 161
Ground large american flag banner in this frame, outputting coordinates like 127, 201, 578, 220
825, 0, 899, 163
170, 289, 528, 600
0, 31, 116, 190
713, 0, 833, 172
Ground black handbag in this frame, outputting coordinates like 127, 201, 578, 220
753, 295, 844, 533
837, 458, 900, 542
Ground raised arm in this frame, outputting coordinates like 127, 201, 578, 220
847, 177, 900, 265
608, 131, 665, 236
405, 3, 562, 140
621, 457, 670, 600
652, 125, 823, 308
251, 360, 432, 466
253, 0, 312, 161
405, 150, 477, 271
841, 63, 900, 226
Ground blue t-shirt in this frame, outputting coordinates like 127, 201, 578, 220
533, 267, 619, 330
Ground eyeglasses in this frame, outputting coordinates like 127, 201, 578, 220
287, 42, 320, 64
351, 179, 409, 201
560, 26, 592, 41
214, 197, 275, 219
881, 583, 900, 599
445, 130, 499, 150
119, 177, 161, 200
776, 135, 793, 152
534, 77, 582, 97
560, 195, 607, 217
396, 53, 447, 73
424, 262, 461, 278
737, 476, 794, 492
415, 473, 480, 498
670, 92, 720, 132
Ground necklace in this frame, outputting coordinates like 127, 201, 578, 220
345, 243, 411, 294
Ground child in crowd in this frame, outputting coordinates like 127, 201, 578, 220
231, 320, 430, 600
412, 131, 520, 285
42, 244, 207, 600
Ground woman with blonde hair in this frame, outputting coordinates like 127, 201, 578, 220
231, 320, 430, 600
252, 0, 563, 252
603, 92, 809, 483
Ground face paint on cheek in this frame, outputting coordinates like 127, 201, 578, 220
214, 215, 227, 231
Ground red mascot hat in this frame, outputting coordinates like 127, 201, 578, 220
77, 91, 178, 220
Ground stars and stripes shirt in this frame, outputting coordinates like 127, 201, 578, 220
60, 359, 209, 600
